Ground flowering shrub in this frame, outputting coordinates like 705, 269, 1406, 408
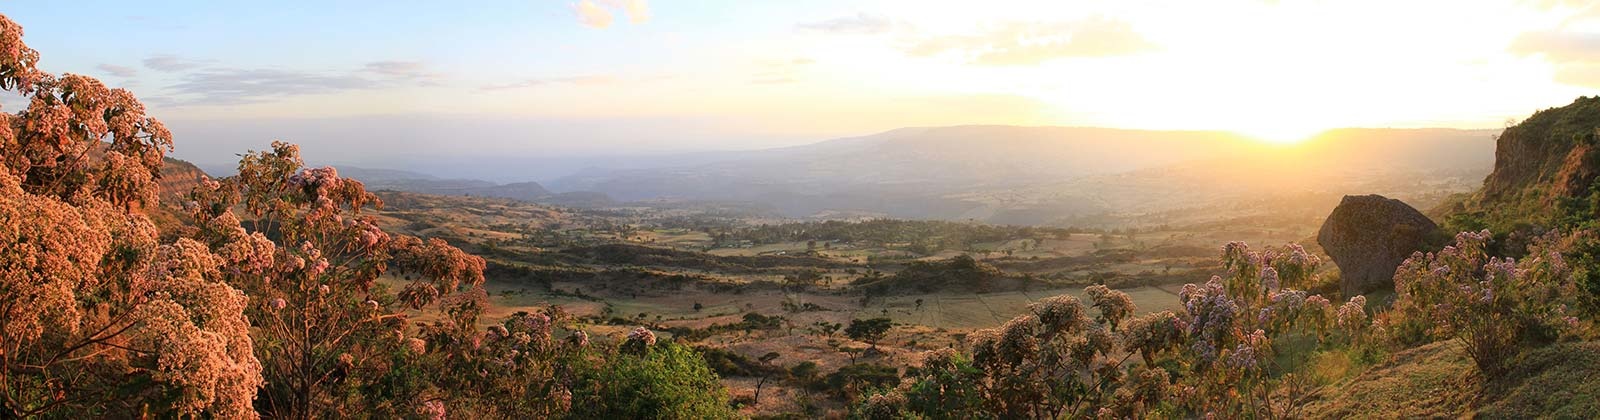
622, 326, 659, 354
879, 241, 1342, 419
919, 289, 1157, 418
1086, 284, 1137, 331
1175, 242, 1338, 417
1390, 230, 1580, 376
180, 141, 488, 417
0, 14, 260, 418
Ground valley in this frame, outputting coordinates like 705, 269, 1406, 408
359, 188, 1332, 414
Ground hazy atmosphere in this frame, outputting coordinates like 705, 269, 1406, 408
6, 1, 1600, 419
4, 0, 1597, 178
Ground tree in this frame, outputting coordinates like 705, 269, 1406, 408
570, 340, 736, 419
753, 352, 782, 405
182, 142, 488, 417
0, 14, 261, 418
847, 318, 894, 350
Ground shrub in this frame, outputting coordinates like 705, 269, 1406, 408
0, 15, 260, 417
570, 341, 736, 419
1390, 230, 1581, 376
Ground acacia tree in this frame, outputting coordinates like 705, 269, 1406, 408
0, 14, 261, 418
183, 142, 487, 417
846, 318, 893, 351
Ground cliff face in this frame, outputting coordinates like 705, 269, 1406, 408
1481, 96, 1600, 205
158, 157, 210, 201
1441, 97, 1600, 231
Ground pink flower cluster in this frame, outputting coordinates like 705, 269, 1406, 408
627, 327, 658, 346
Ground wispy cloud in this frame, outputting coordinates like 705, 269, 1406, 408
1511, 30, 1600, 63
136, 59, 452, 105
479, 75, 618, 91
574, 0, 614, 28
600, 0, 651, 24
905, 18, 1157, 66
362, 60, 444, 85
163, 68, 377, 105
95, 64, 138, 78
574, 0, 651, 28
143, 54, 205, 72
1510, 28, 1600, 87
796, 13, 893, 35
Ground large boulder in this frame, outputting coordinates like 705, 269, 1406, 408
1318, 195, 1441, 297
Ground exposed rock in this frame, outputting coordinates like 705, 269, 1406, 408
1482, 96, 1600, 203
1318, 195, 1440, 297
158, 157, 211, 201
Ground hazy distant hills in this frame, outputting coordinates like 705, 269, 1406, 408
550, 126, 1263, 198
544, 126, 1498, 225
232, 125, 1499, 227
330, 166, 615, 207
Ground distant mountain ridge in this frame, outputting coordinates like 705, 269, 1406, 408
333, 165, 616, 207
549, 125, 1498, 225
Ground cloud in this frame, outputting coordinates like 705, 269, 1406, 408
905, 18, 1157, 66
362, 60, 444, 85
574, 0, 613, 28
136, 59, 453, 105
165, 68, 378, 105
1554, 62, 1600, 87
1510, 29, 1600, 87
95, 64, 138, 78
143, 54, 204, 72
1511, 30, 1600, 63
797, 13, 893, 35
574, 0, 651, 28
478, 75, 617, 91
599, 0, 651, 24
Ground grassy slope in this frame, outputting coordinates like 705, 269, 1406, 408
1304, 340, 1600, 418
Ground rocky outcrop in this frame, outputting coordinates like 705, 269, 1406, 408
1482, 96, 1600, 203
1318, 195, 1441, 297
159, 157, 210, 201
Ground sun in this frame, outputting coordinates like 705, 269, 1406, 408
1236, 123, 1325, 145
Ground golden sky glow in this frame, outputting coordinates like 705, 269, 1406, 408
7, 0, 1599, 156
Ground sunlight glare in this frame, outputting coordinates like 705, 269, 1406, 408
1237, 124, 1324, 145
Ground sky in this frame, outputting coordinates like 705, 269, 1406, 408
1, 0, 1599, 173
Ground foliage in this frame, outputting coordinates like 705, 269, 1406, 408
0, 14, 260, 418
857, 255, 1038, 295
1389, 230, 1582, 376
722, 219, 1080, 254
182, 142, 489, 417
824, 364, 901, 398
866, 240, 1346, 419
847, 318, 895, 349
569, 339, 736, 420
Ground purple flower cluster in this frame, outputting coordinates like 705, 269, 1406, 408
1179, 277, 1238, 365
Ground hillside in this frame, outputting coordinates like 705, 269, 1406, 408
158, 157, 210, 201
1304, 340, 1600, 418
1440, 96, 1600, 231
